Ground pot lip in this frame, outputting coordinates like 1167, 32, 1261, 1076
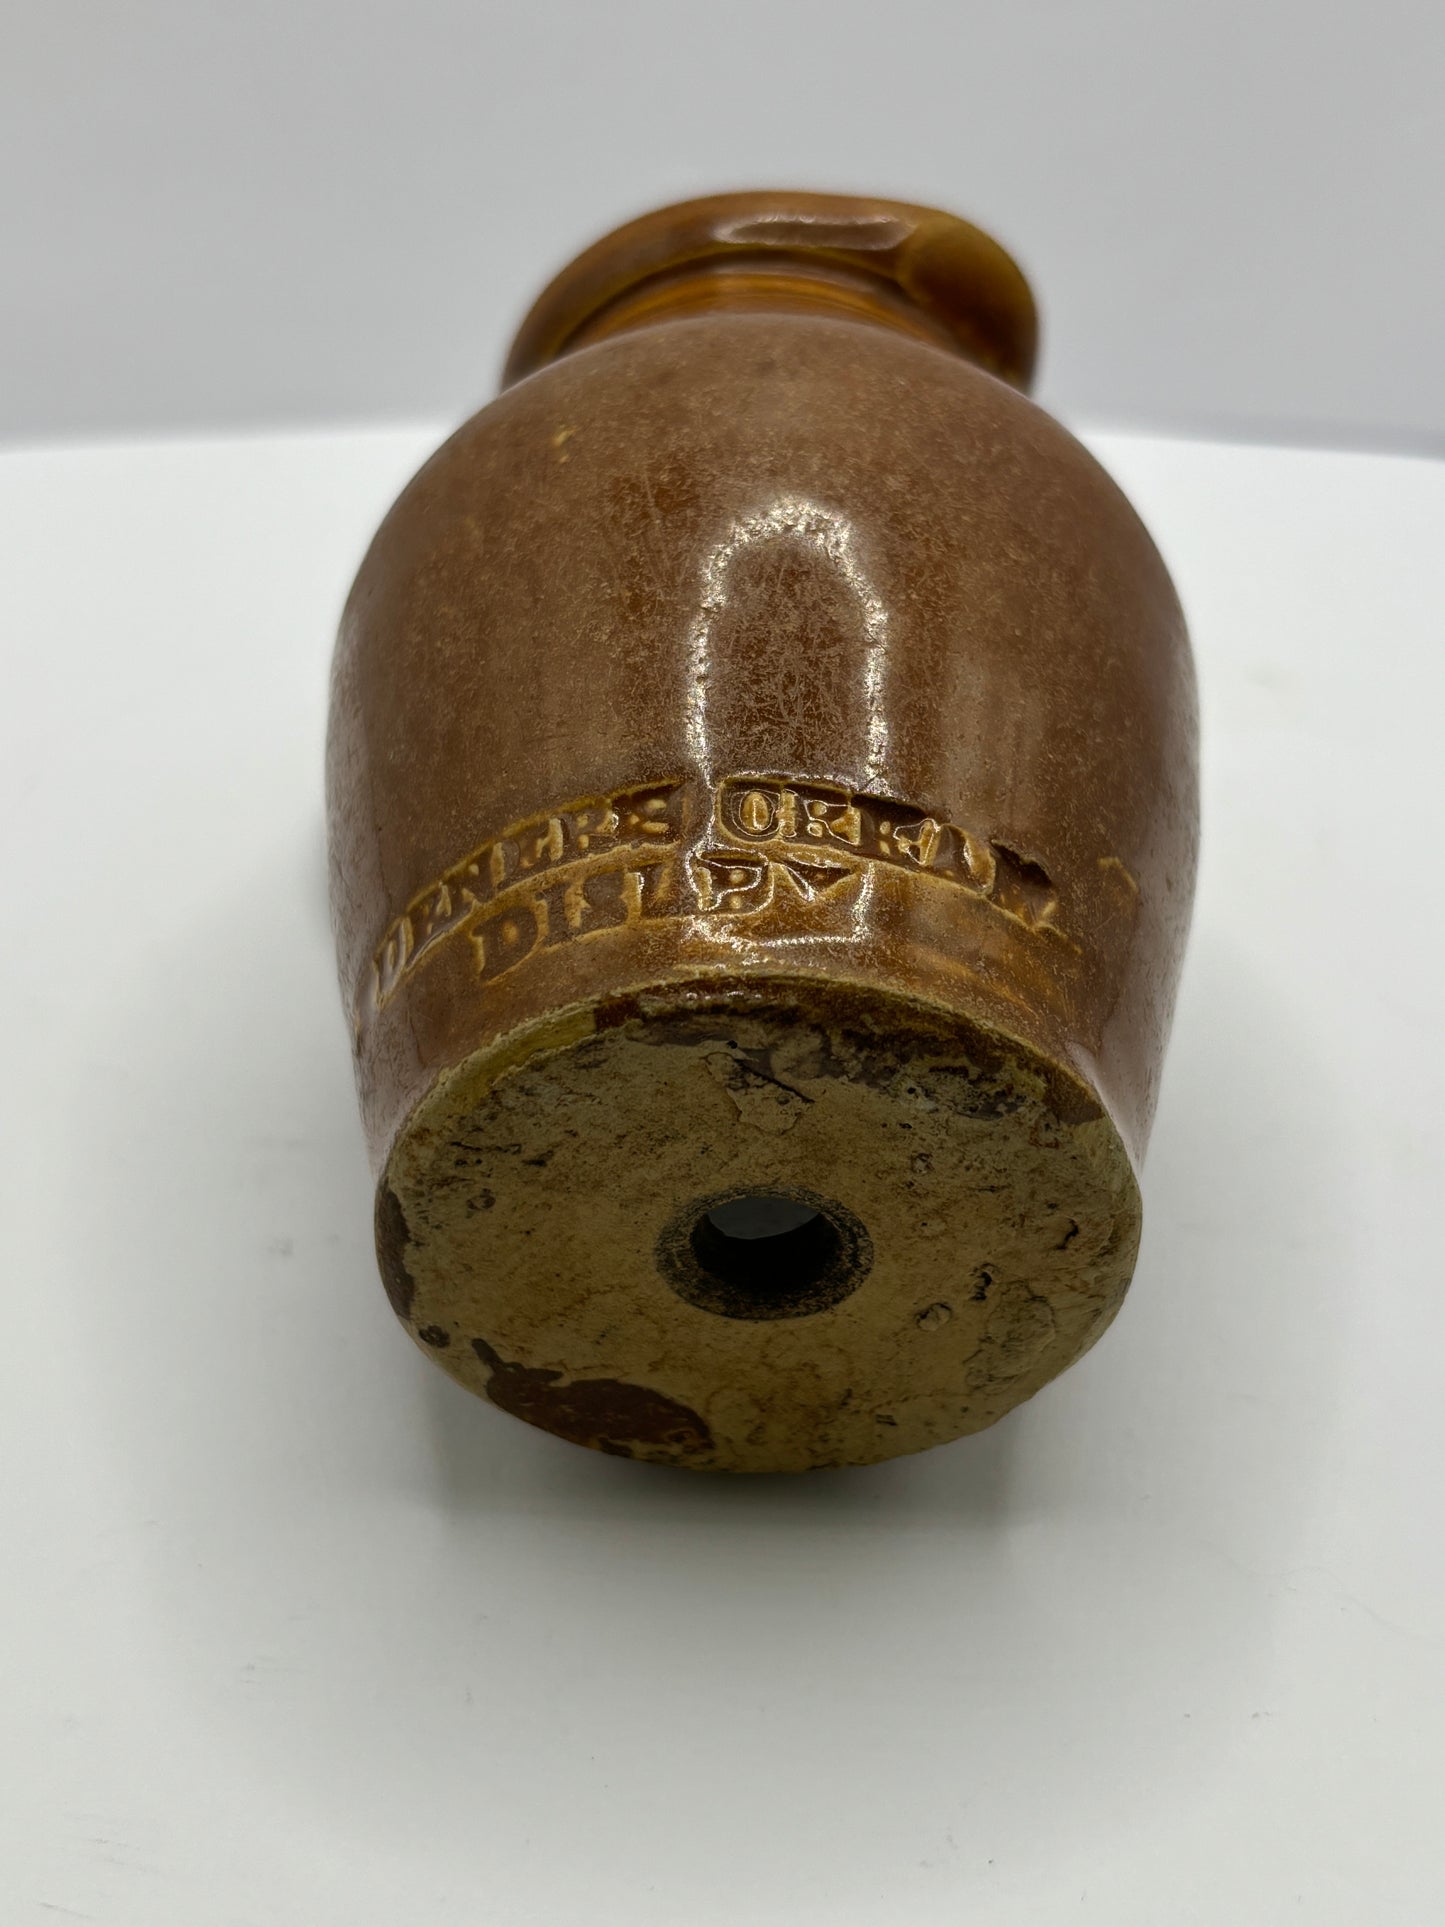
500, 189, 1039, 394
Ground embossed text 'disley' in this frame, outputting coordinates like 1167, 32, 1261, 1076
365, 771, 1078, 1019
370, 780, 685, 1010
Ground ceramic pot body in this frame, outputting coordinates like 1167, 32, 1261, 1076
327, 193, 1198, 1471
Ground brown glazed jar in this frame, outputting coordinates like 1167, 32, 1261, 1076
327, 191, 1198, 1472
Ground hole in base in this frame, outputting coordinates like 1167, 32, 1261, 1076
658, 1186, 872, 1320
705, 1195, 821, 1242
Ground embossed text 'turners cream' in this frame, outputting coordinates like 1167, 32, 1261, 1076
326, 192, 1199, 1471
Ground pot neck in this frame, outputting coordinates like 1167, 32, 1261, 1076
501, 191, 1038, 393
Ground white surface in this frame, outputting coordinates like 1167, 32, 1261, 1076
1, 420, 1442, 1924
2, 0, 1442, 451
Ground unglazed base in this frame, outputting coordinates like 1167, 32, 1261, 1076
376, 979, 1140, 1471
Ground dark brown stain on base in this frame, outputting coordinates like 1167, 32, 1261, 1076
471, 1338, 713, 1458
592, 981, 1104, 1127
374, 1183, 416, 1321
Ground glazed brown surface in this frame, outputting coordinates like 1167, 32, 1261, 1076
503, 189, 1038, 390
327, 191, 1198, 1469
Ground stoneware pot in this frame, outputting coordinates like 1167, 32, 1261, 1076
326, 191, 1198, 1472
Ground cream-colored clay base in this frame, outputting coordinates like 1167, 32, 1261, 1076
377, 979, 1140, 1471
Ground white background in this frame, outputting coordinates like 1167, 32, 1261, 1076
2, 421, 1442, 1922
2, 0, 1442, 450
